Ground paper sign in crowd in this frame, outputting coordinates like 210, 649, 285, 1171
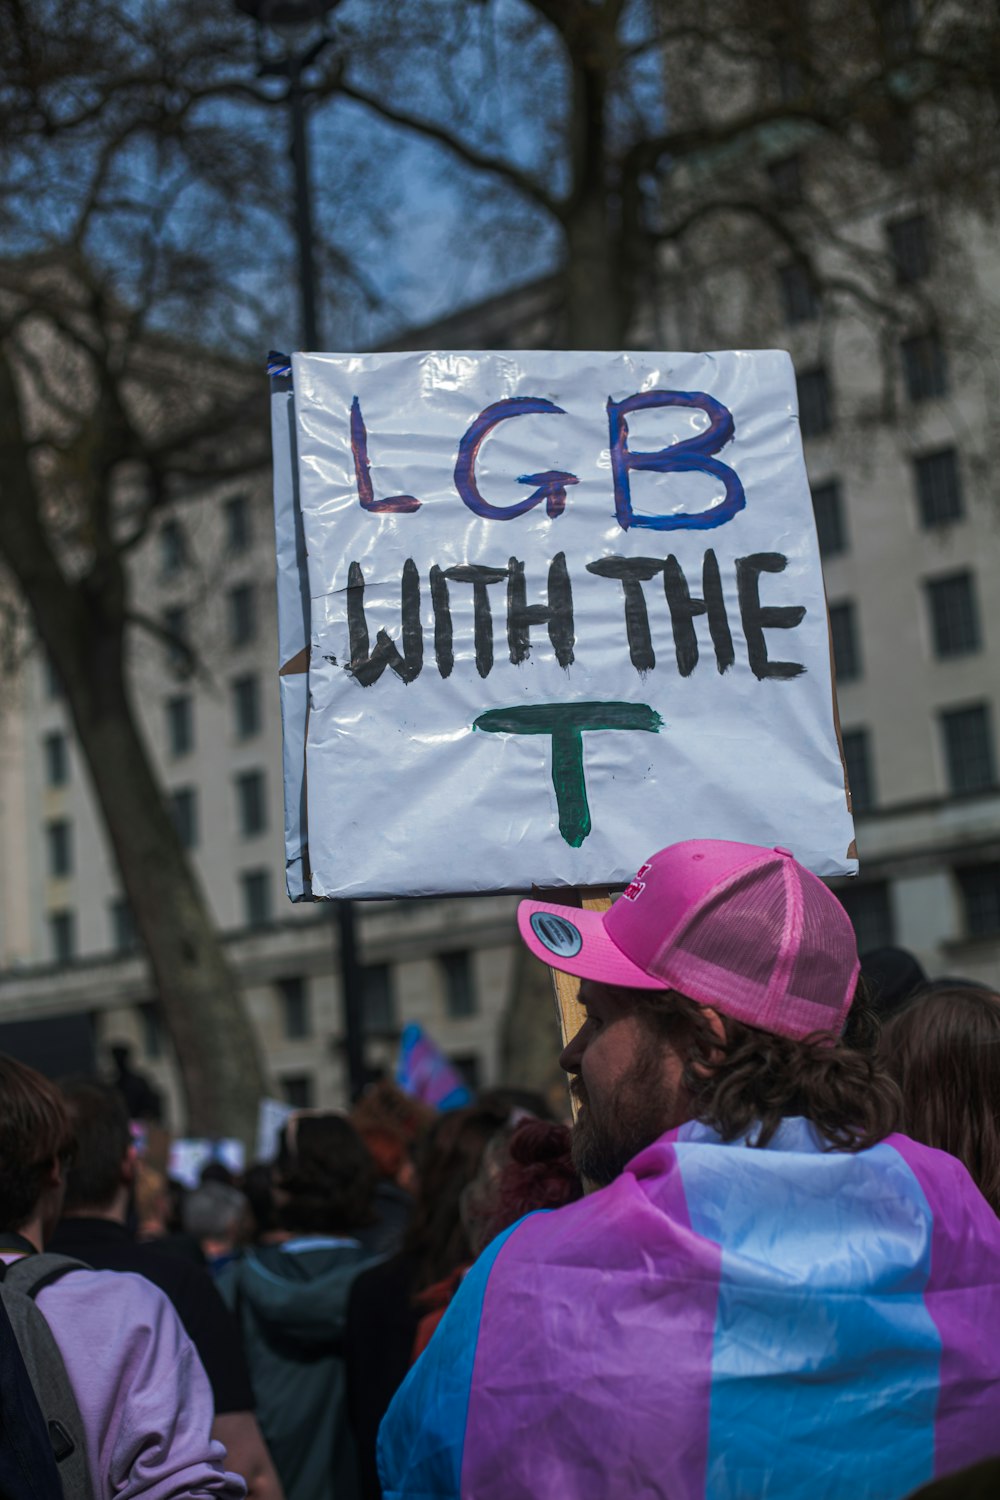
271, 350, 855, 900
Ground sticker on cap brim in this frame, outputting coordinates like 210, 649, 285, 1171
530, 911, 583, 959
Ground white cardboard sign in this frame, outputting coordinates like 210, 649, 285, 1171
274, 349, 855, 899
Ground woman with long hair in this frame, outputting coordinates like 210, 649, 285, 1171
879, 985, 1000, 1214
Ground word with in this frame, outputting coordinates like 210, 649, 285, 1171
473, 702, 663, 847
350, 390, 746, 531
328, 551, 805, 688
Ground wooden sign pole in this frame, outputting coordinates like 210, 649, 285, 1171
549, 892, 612, 1119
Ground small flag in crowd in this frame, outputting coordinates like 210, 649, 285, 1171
396, 1023, 471, 1110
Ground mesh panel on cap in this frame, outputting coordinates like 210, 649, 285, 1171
672, 865, 786, 990
787, 874, 853, 1010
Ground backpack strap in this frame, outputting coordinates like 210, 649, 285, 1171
0, 1231, 42, 1258
1, 1255, 95, 1500
3, 1256, 90, 1300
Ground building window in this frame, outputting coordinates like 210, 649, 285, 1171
278, 976, 310, 1039
362, 964, 395, 1034
797, 366, 832, 439
47, 820, 72, 878
767, 153, 803, 205
165, 695, 194, 757
451, 1054, 481, 1092
441, 951, 476, 1019
812, 479, 847, 557
236, 770, 267, 837
49, 910, 76, 965
842, 727, 876, 813
838, 881, 894, 954
44, 731, 68, 787
241, 868, 272, 927
225, 494, 252, 554
829, 601, 861, 682
228, 584, 257, 647
914, 449, 963, 528
159, 518, 188, 578
44, 654, 63, 700
232, 674, 261, 740
140, 1002, 163, 1060
901, 331, 948, 401
281, 1074, 314, 1109
941, 705, 996, 796
956, 864, 1000, 939
887, 213, 932, 285
926, 572, 980, 658
169, 787, 198, 850
778, 261, 818, 324
110, 898, 138, 955
163, 606, 191, 678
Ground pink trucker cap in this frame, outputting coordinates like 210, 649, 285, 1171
518, 840, 861, 1040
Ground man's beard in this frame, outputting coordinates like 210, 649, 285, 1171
569, 1046, 681, 1189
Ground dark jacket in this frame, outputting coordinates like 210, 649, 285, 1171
219, 1237, 375, 1500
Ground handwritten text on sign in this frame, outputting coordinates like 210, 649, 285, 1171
287, 351, 854, 898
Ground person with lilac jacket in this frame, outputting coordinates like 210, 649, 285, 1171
0, 1052, 244, 1500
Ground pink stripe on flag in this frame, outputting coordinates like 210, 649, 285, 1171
889, 1135, 1000, 1477
462, 1138, 721, 1500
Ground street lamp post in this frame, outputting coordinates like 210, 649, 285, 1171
234, 0, 367, 1101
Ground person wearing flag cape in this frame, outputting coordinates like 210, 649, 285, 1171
378, 839, 1000, 1500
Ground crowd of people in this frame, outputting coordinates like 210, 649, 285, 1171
1, 837, 1000, 1498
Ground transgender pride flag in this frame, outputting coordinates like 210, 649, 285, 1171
379, 1118, 1000, 1499
396, 1023, 471, 1111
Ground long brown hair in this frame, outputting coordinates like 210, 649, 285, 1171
637, 983, 900, 1152
403, 1104, 510, 1292
879, 986, 1000, 1213
274, 1113, 376, 1234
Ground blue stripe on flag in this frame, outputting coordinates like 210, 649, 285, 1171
675, 1119, 941, 1499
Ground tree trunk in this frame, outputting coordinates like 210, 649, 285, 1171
58, 625, 268, 1142
560, 3, 631, 348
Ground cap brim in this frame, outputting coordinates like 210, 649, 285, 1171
517, 899, 664, 989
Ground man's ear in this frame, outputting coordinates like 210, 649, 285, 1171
42, 1155, 65, 1190
691, 1006, 727, 1076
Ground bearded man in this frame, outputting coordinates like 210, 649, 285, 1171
379, 839, 1000, 1500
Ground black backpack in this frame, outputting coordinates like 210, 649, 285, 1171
0, 1238, 94, 1500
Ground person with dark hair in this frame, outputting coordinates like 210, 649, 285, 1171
219, 1113, 379, 1500
49, 1080, 281, 1498
859, 944, 928, 1020
108, 1040, 162, 1122
380, 840, 1000, 1500
0, 1055, 242, 1498
344, 1103, 510, 1500
879, 985, 1000, 1213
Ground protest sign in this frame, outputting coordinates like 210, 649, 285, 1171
272, 350, 855, 900
168, 1137, 245, 1190
255, 1096, 294, 1163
